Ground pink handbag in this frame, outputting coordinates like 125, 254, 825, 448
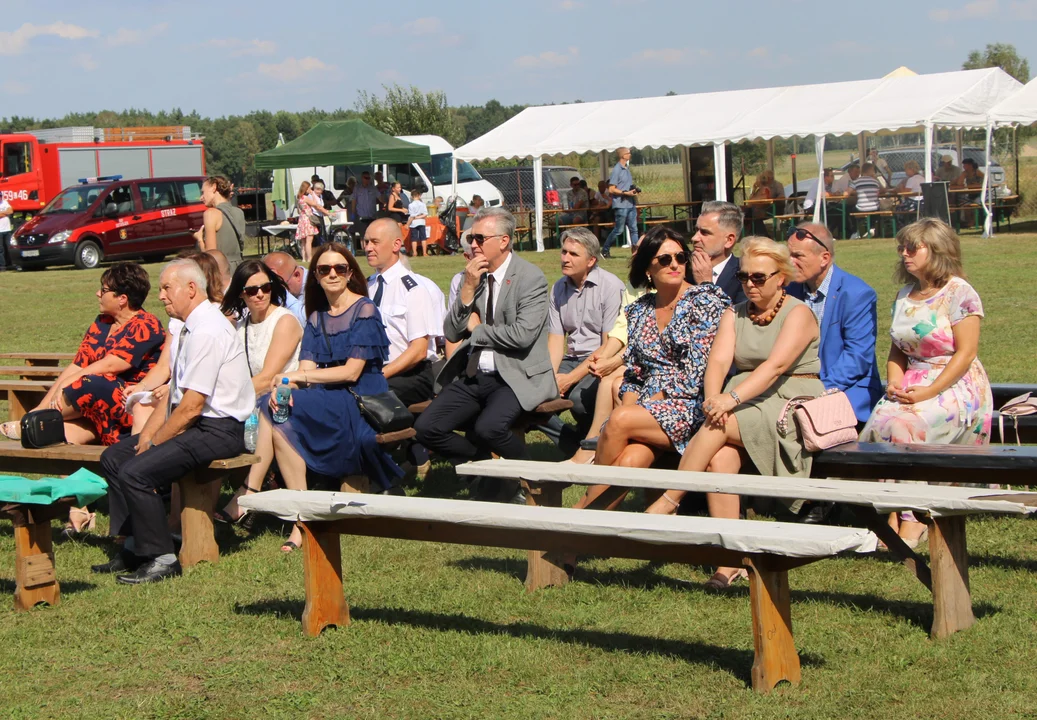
776, 389, 858, 452
999, 392, 1037, 445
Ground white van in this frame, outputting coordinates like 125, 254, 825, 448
289, 135, 503, 211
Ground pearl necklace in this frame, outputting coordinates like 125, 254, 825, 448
748, 289, 786, 326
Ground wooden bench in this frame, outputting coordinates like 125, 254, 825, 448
458, 450, 1037, 639
0, 366, 64, 379
0, 352, 74, 367
0, 497, 75, 611
239, 489, 877, 693
0, 380, 53, 422
0, 441, 258, 568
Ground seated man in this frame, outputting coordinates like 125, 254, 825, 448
539, 227, 624, 454
803, 168, 834, 212
830, 163, 859, 195
935, 154, 962, 183
847, 162, 882, 237
951, 158, 985, 225
690, 200, 746, 304
414, 207, 557, 504
264, 251, 308, 325
93, 258, 254, 584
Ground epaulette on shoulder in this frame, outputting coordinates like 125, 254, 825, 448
401, 275, 418, 290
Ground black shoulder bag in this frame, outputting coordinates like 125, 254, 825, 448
20, 409, 66, 448
319, 312, 413, 433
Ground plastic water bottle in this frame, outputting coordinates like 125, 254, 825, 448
273, 378, 292, 424
243, 409, 259, 452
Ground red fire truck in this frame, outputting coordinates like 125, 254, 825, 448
0, 126, 206, 219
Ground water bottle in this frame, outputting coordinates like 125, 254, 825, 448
273, 378, 292, 424
243, 409, 259, 452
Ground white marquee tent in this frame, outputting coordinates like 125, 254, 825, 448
454, 68, 1021, 249
976, 77, 1037, 235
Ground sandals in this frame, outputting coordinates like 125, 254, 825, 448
0, 421, 21, 441
281, 523, 302, 553
61, 507, 96, 540
704, 568, 748, 590
213, 485, 260, 526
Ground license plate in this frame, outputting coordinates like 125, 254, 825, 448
21, 249, 39, 258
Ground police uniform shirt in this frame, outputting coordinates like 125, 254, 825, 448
367, 259, 436, 363
412, 272, 447, 341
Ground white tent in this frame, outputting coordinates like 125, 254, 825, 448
455, 68, 1021, 249
978, 77, 1037, 235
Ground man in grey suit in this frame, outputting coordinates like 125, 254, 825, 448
414, 207, 558, 503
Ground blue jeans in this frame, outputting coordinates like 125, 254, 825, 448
603, 207, 638, 253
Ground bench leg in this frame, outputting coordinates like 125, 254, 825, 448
746, 558, 801, 693
929, 515, 975, 639
177, 471, 221, 568
522, 481, 570, 592
301, 521, 350, 636
855, 508, 932, 591
12, 513, 60, 611
8, 390, 46, 422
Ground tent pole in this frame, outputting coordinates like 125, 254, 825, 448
713, 143, 728, 203
857, 133, 866, 166
680, 146, 691, 203
766, 139, 775, 171
812, 136, 826, 225
955, 129, 964, 169
982, 121, 993, 238
533, 156, 545, 252
924, 124, 934, 182
599, 151, 608, 182
451, 157, 458, 198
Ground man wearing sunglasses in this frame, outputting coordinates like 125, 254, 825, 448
786, 222, 882, 426
414, 207, 557, 504
690, 201, 746, 305
263, 251, 308, 326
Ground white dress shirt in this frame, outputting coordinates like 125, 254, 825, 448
413, 272, 446, 342
170, 301, 254, 421
476, 252, 513, 373
367, 259, 437, 362
712, 253, 733, 284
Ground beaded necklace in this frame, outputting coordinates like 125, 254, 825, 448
748, 289, 786, 326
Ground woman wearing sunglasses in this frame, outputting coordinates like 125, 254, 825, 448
256, 242, 402, 552
573, 226, 729, 511
214, 259, 303, 524
650, 237, 823, 589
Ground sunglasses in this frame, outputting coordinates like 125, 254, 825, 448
468, 233, 504, 245
787, 226, 829, 251
736, 270, 780, 285
652, 252, 688, 267
99, 286, 116, 295
315, 264, 350, 278
242, 282, 273, 297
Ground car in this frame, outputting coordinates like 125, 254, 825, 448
478, 165, 586, 211
11, 175, 208, 270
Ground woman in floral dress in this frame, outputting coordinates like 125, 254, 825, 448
295, 181, 330, 263
860, 218, 993, 545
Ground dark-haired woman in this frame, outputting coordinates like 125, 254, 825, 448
194, 175, 245, 270
255, 242, 402, 551
214, 260, 302, 524
573, 227, 729, 511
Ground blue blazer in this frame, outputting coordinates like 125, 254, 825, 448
699, 255, 746, 305
788, 266, 882, 422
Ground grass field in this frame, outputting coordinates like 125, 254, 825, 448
1, 237, 1036, 719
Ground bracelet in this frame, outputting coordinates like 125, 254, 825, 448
729, 390, 741, 405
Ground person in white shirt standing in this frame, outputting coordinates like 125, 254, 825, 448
407, 189, 430, 257
93, 258, 254, 585
0, 197, 13, 271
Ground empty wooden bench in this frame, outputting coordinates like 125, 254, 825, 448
239, 489, 877, 693
0, 366, 64, 379
0, 352, 74, 367
0, 380, 53, 422
0, 441, 258, 567
458, 453, 1037, 639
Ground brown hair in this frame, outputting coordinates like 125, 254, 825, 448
205, 176, 233, 198
177, 249, 225, 303
740, 236, 795, 284
304, 242, 368, 317
297, 181, 311, 198
894, 218, 965, 287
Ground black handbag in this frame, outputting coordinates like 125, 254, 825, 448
20, 409, 66, 449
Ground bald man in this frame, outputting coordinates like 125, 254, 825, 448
263, 251, 308, 324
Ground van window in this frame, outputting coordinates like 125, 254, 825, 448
2, 142, 31, 177
95, 185, 136, 217
178, 180, 203, 205
421, 153, 481, 185
387, 163, 423, 192
139, 181, 178, 210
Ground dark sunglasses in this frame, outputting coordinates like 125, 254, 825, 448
99, 286, 117, 295
315, 264, 350, 278
242, 282, 273, 297
652, 252, 688, 267
736, 270, 780, 285
468, 233, 504, 245
787, 226, 829, 251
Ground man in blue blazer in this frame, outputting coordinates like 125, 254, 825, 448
787, 223, 882, 424
691, 201, 747, 305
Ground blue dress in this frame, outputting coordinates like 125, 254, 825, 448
263, 298, 402, 490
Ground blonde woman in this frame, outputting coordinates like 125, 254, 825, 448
295, 181, 330, 262
652, 237, 823, 589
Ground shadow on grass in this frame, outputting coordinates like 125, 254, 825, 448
448, 555, 1000, 633
0, 578, 97, 596
234, 599, 824, 685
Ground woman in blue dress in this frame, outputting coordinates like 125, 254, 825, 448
256, 242, 402, 552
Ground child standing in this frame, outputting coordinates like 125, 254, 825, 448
407, 189, 430, 256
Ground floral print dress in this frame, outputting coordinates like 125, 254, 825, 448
860, 276, 992, 445
619, 285, 729, 453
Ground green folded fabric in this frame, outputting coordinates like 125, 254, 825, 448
0, 469, 109, 506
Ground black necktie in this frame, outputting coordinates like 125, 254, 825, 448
373, 275, 385, 306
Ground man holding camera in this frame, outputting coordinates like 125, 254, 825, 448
601, 147, 640, 258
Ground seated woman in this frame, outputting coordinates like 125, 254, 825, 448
254, 242, 402, 552
574, 227, 729, 509
656, 237, 823, 588
748, 170, 785, 237
214, 259, 303, 524
860, 218, 992, 546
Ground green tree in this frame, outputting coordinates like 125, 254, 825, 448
356, 84, 465, 146
963, 43, 1030, 82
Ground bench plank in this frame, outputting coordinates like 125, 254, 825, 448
0, 366, 63, 378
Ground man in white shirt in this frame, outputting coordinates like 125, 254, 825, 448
94, 258, 253, 584
446, 231, 474, 359
690, 201, 746, 304
0, 197, 12, 271
830, 163, 859, 195
264, 251, 308, 325
407, 189, 429, 256
804, 169, 834, 211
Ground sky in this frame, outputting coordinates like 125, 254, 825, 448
1, 0, 1035, 122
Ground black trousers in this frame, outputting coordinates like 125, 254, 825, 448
414, 372, 528, 462
100, 416, 245, 558
388, 360, 436, 407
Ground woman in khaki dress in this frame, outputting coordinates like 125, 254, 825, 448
646, 237, 823, 589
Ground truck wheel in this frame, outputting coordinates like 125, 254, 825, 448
74, 240, 103, 270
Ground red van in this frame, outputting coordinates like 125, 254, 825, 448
10, 175, 208, 270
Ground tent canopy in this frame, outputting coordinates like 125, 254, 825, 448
988, 76, 1037, 127
254, 119, 431, 170
454, 68, 1021, 161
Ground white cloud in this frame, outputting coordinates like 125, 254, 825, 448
0, 22, 98, 56
75, 53, 98, 71
748, 46, 769, 58
1009, 0, 1037, 18
559, 0, 585, 9
258, 56, 334, 82
628, 48, 708, 65
2, 80, 31, 95
515, 47, 579, 70
206, 38, 277, 57
105, 23, 168, 47
403, 17, 443, 35
929, 0, 998, 21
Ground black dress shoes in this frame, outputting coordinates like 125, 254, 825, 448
91, 551, 142, 574
116, 558, 182, 585
801, 501, 836, 525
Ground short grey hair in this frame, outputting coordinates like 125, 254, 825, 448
700, 201, 743, 237
560, 226, 601, 260
164, 258, 207, 293
473, 206, 516, 249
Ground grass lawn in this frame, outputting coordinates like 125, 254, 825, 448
1, 235, 1036, 719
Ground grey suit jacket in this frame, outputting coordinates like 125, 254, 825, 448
441, 253, 558, 411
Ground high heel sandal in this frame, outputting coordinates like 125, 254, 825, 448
213, 485, 260, 526
281, 523, 301, 554
61, 507, 96, 540
1, 421, 21, 441
704, 568, 748, 590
